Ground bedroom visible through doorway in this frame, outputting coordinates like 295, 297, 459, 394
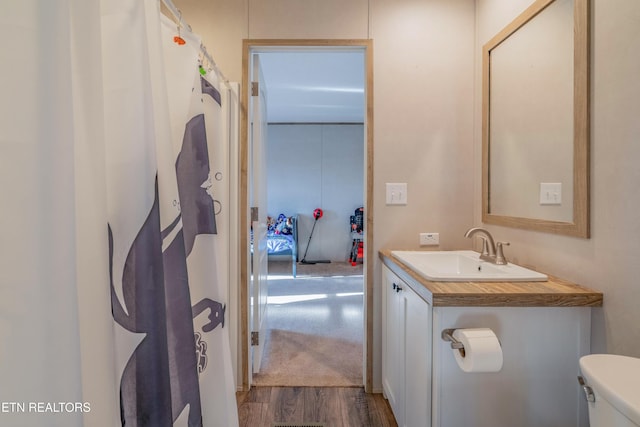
241, 41, 373, 391
255, 49, 364, 387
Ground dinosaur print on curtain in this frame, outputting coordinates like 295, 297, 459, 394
104, 3, 237, 426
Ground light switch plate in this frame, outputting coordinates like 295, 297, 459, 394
386, 183, 407, 205
540, 182, 562, 205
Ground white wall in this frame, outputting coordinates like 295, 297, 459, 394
475, 0, 640, 357
201, 0, 640, 392
172, 0, 486, 391
266, 124, 364, 262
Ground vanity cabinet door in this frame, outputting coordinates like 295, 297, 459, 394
404, 285, 431, 427
382, 265, 432, 427
382, 265, 405, 425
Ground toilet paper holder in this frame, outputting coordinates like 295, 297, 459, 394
441, 328, 466, 356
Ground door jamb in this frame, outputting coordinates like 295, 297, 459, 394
240, 39, 374, 392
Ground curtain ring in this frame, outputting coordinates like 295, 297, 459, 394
173, 10, 186, 45
213, 199, 222, 215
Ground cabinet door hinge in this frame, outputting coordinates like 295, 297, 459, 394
251, 331, 259, 346
251, 82, 259, 97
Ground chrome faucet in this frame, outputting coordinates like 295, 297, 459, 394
464, 227, 509, 265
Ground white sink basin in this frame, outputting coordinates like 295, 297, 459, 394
391, 250, 548, 282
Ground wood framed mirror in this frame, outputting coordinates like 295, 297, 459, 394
482, 0, 590, 237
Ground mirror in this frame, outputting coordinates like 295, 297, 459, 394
482, 0, 590, 237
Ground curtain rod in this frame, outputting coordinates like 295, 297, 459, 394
160, 0, 230, 84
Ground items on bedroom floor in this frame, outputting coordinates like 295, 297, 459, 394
300, 208, 331, 265
349, 207, 364, 266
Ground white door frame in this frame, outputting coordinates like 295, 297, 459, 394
239, 39, 374, 392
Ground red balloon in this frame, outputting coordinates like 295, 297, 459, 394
313, 208, 323, 220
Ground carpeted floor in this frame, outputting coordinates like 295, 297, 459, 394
252, 261, 364, 387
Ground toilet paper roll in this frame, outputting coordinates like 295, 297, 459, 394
452, 328, 503, 373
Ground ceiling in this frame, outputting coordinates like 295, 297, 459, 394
257, 51, 365, 123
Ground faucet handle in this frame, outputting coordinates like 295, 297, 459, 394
495, 242, 510, 265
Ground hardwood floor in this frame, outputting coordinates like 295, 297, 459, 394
237, 387, 398, 427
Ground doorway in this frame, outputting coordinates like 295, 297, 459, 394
240, 39, 374, 391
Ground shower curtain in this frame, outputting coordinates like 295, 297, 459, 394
0, 0, 238, 426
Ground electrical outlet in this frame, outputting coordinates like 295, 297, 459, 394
420, 232, 439, 246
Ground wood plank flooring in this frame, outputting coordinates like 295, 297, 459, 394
237, 387, 398, 427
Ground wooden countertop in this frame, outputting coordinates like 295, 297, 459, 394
380, 249, 603, 307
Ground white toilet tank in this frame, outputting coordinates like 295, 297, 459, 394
579, 354, 640, 427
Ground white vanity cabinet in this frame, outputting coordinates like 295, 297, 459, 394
381, 259, 596, 427
382, 265, 432, 427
